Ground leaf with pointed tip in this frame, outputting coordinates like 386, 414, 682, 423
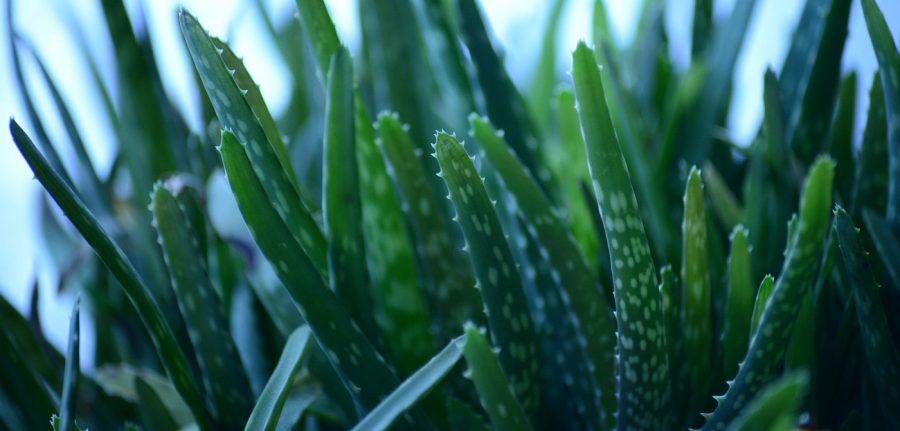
179, 10, 327, 277
853, 74, 888, 214
356, 101, 433, 373
0, 292, 61, 390
151, 183, 253, 428
377, 113, 484, 340
527, 0, 567, 128
294, 0, 340, 80
860, 0, 900, 229
218, 130, 421, 422
434, 132, 543, 419
702, 157, 833, 430
352, 335, 464, 431
461, 325, 533, 431
835, 207, 900, 427
59, 298, 80, 431
469, 114, 613, 427
724, 371, 809, 431
572, 42, 670, 430
829, 73, 857, 201
750, 275, 775, 335
8, 120, 211, 429
323, 47, 379, 344
245, 326, 313, 431
862, 209, 900, 291
721, 226, 753, 381
0, 326, 55, 430
703, 163, 743, 231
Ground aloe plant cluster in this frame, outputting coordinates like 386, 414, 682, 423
3, 0, 900, 429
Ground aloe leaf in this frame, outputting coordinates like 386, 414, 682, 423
179, 10, 327, 276
834, 207, 900, 427
377, 114, 484, 339
322, 47, 379, 343
93, 364, 194, 427
658, 265, 685, 428
433, 132, 543, 419
457, 0, 542, 182
9, 119, 211, 429
0, 327, 55, 430
778, 0, 830, 123
356, 102, 433, 373
682, 167, 712, 416
460, 325, 533, 431
572, 42, 670, 430
702, 163, 744, 231
721, 226, 753, 381
59, 298, 80, 431
724, 371, 809, 431
218, 130, 422, 422
702, 157, 833, 430
852, 73, 888, 214
527, 0, 567, 127
352, 335, 464, 431
0, 292, 61, 390
788, 0, 851, 163
469, 115, 615, 427
829, 73, 857, 201
750, 276, 775, 335
245, 326, 313, 431
151, 183, 254, 428
862, 210, 900, 290
860, 0, 900, 229
135, 377, 179, 431
294, 0, 340, 81
785, 292, 815, 372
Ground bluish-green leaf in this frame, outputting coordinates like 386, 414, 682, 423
724, 371, 809, 431
59, 297, 80, 431
245, 326, 313, 431
721, 226, 753, 381
862, 209, 900, 290
852, 73, 888, 214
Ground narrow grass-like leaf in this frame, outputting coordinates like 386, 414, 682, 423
860, 0, 900, 229
862, 210, 900, 290
702, 157, 833, 430
682, 167, 712, 416
834, 207, 900, 427
245, 326, 313, 431
703, 163, 744, 231
469, 114, 615, 427
323, 47, 379, 343
724, 371, 809, 431
59, 297, 80, 431
572, 42, 670, 430
778, 0, 830, 124
356, 102, 433, 373
352, 335, 464, 431
180, 10, 327, 276
461, 325, 533, 431
750, 275, 775, 335
829, 73, 856, 201
852, 73, 888, 214
0, 328, 55, 430
377, 114, 484, 339
434, 132, 543, 419
721, 226, 753, 381
9, 120, 211, 429
527, 0, 567, 127
218, 131, 420, 422
151, 183, 253, 428
0, 293, 61, 390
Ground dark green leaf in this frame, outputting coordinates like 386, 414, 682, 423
245, 326, 313, 431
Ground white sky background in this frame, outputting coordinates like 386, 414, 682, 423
0, 0, 897, 366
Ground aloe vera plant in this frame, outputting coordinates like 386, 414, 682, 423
3, 0, 899, 429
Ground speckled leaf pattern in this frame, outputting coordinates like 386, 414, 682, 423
835, 208, 900, 428
293, 0, 340, 80
179, 11, 327, 277
702, 157, 833, 430
151, 183, 253, 428
433, 132, 543, 420
469, 114, 615, 427
244, 326, 313, 431
572, 42, 670, 431
750, 275, 775, 336
721, 226, 753, 381
724, 371, 809, 431
461, 325, 533, 431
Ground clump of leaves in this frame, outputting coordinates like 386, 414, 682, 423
3, 0, 899, 429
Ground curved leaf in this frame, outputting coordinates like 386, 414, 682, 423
245, 326, 313, 431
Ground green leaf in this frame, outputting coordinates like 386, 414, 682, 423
691, 0, 713, 57
721, 226, 753, 381
352, 335, 464, 431
527, 0, 568, 128
8, 120, 211, 429
0, 292, 61, 391
572, 42, 670, 430
860, 0, 900, 229
59, 298, 80, 431
750, 275, 775, 336
469, 114, 614, 427
862, 209, 900, 290
151, 183, 254, 428
433, 132, 543, 419
245, 326, 313, 431
779, 0, 831, 123
682, 167, 712, 416
322, 47, 379, 344
461, 325, 533, 431
724, 371, 809, 431
658, 265, 686, 429
702, 157, 833, 430
294, 0, 340, 80
356, 100, 434, 373
135, 377, 180, 431
829, 73, 857, 201
702, 163, 744, 231
377, 113, 484, 340
835, 207, 900, 427
93, 365, 194, 428
218, 130, 418, 421
179, 10, 327, 277
852, 73, 888, 214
